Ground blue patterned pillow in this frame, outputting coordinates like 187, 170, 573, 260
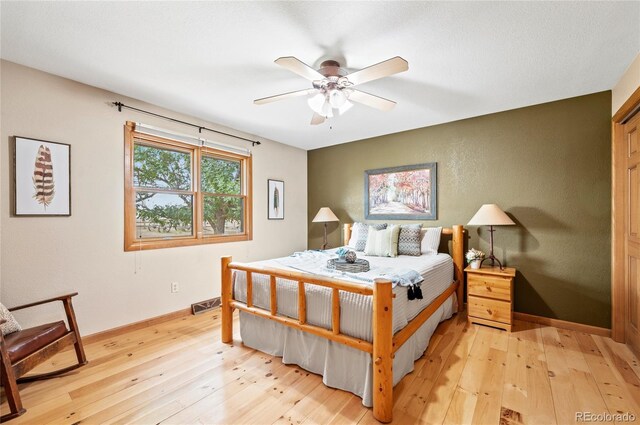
398, 224, 423, 256
353, 223, 387, 251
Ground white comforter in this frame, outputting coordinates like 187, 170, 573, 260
232, 249, 454, 341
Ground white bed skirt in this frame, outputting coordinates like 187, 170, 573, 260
239, 293, 457, 407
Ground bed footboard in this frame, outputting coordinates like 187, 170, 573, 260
221, 256, 234, 344
373, 278, 393, 422
220, 224, 464, 423
221, 258, 380, 351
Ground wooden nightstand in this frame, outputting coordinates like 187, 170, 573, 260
465, 265, 516, 331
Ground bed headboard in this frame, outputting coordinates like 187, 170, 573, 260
342, 223, 466, 310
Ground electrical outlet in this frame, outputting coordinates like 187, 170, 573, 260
171, 282, 179, 293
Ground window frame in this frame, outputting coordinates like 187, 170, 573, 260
124, 122, 253, 251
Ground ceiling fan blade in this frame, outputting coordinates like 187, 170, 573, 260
275, 57, 325, 82
310, 112, 326, 125
348, 89, 397, 111
254, 88, 317, 105
346, 56, 408, 86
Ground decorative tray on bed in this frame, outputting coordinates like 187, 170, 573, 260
327, 258, 370, 273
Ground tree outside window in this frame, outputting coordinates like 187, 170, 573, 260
124, 122, 252, 250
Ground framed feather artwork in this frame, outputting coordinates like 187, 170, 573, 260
13, 136, 71, 216
267, 179, 284, 220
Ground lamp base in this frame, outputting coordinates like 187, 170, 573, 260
480, 255, 505, 270
321, 223, 328, 250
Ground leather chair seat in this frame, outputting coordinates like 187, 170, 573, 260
0, 293, 85, 421
4, 321, 68, 363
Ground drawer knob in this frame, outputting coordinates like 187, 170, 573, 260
485, 285, 492, 292
487, 309, 493, 315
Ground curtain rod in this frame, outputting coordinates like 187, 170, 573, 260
134, 123, 251, 157
112, 101, 261, 146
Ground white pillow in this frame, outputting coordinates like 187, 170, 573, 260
365, 225, 400, 257
0, 303, 22, 336
421, 227, 442, 255
347, 223, 362, 248
349, 222, 387, 251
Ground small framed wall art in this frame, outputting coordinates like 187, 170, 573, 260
13, 136, 71, 216
267, 179, 284, 220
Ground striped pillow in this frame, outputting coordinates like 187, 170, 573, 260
352, 223, 387, 251
364, 225, 401, 257
421, 227, 443, 255
398, 224, 423, 256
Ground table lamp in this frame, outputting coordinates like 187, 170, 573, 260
312, 207, 339, 250
467, 204, 515, 270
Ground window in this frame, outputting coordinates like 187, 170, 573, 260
124, 122, 252, 250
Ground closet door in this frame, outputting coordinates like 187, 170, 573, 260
625, 111, 640, 355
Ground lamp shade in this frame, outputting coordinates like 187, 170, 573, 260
467, 204, 515, 226
312, 207, 339, 223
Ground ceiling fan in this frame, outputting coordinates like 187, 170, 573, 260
254, 56, 409, 125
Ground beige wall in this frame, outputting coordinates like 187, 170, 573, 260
0, 60, 307, 335
612, 53, 640, 114
308, 92, 612, 328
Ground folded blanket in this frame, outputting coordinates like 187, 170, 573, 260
276, 250, 424, 288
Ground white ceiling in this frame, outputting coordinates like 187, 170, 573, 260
2, 2, 639, 150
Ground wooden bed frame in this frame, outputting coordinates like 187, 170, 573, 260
221, 224, 465, 423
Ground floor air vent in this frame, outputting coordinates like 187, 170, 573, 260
191, 297, 221, 315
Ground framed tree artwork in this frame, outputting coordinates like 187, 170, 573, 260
268, 179, 284, 220
364, 162, 437, 220
13, 136, 71, 216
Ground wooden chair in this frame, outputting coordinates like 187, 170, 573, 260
0, 293, 87, 421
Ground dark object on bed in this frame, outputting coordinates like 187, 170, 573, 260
407, 284, 423, 300
0, 293, 87, 422
345, 250, 358, 263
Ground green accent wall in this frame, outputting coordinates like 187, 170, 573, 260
307, 91, 612, 328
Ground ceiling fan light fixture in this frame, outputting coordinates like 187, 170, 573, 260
257, 56, 408, 125
328, 88, 347, 108
307, 92, 326, 114
321, 100, 333, 118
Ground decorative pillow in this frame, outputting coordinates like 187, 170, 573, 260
364, 225, 401, 257
347, 222, 363, 248
353, 223, 387, 251
0, 303, 22, 336
421, 227, 443, 255
398, 224, 423, 256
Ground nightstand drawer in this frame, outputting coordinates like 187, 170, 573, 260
468, 296, 511, 324
468, 274, 511, 301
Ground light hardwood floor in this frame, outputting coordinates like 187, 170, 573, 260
2, 310, 639, 424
